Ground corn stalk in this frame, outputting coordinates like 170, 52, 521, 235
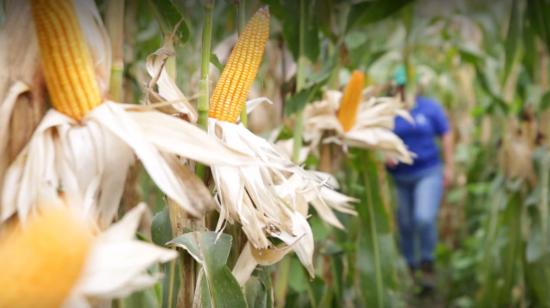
105, 0, 125, 102
291, 0, 306, 163
356, 150, 398, 307
196, 0, 214, 183
197, 0, 214, 131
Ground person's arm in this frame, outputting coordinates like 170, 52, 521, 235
441, 130, 454, 188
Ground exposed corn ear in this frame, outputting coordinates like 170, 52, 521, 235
31, 0, 101, 120
0, 206, 93, 307
338, 71, 365, 132
209, 7, 270, 123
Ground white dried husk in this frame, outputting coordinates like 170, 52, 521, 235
0, 0, 253, 227
303, 89, 414, 164
0, 0, 46, 204
209, 116, 356, 282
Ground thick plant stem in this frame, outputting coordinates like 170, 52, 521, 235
537, 41, 550, 145
274, 257, 291, 308
168, 199, 202, 308
166, 260, 177, 308
292, 0, 306, 163
237, 0, 248, 127
171, 3, 214, 308
198, 1, 214, 131
196, 1, 215, 180
360, 151, 384, 308
106, 0, 125, 102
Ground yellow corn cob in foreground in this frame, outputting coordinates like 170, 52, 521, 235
0, 206, 93, 307
209, 7, 270, 123
338, 71, 365, 132
31, 0, 101, 120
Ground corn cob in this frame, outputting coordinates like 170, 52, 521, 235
31, 0, 101, 120
338, 71, 365, 132
0, 206, 93, 307
208, 7, 270, 123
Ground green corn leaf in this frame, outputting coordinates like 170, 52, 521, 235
540, 91, 550, 111
210, 53, 224, 72
283, 84, 321, 116
244, 268, 273, 308
346, 0, 413, 32
151, 207, 172, 247
168, 232, 247, 308
503, 0, 522, 84
352, 149, 401, 307
148, 0, 191, 44
283, 61, 333, 116
151, 208, 179, 308
261, 0, 320, 61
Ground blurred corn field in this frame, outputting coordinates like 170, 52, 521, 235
1, 0, 550, 307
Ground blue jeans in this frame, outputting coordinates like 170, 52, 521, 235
392, 165, 443, 268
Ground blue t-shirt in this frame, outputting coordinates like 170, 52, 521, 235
388, 96, 450, 175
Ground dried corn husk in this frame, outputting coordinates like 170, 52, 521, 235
0, 0, 46, 204
209, 118, 356, 281
303, 89, 413, 164
0, 201, 177, 307
1, 0, 253, 227
499, 119, 537, 185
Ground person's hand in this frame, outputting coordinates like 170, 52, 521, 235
443, 165, 454, 189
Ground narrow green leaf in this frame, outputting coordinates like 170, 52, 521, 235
243, 267, 273, 308
352, 150, 401, 307
274, 257, 290, 307
540, 91, 550, 111
346, 0, 413, 32
523, 18, 537, 80
284, 85, 320, 116
151, 207, 172, 247
123, 288, 159, 308
284, 63, 333, 116
151, 208, 179, 308
503, 0, 522, 83
168, 232, 247, 308
478, 189, 523, 307
148, 0, 191, 44
288, 257, 308, 293
210, 53, 224, 72
199, 270, 213, 308
261, 0, 320, 61
244, 277, 263, 308
527, 0, 550, 53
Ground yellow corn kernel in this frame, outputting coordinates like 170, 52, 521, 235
31, 0, 101, 120
209, 7, 270, 123
338, 71, 365, 132
0, 206, 93, 307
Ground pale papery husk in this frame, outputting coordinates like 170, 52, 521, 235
498, 120, 537, 185
0, 200, 176, 307
71, 204, 176, 299
209, 117, 356, 282
0, 0, 47, 203
145, 35, 198, 122
1, 0, 256, 226
63, 203, 177, 307
303, 89, 414, 164
274, 138, 309, 164
1, 102, 253, 227
232, 241, 295, 285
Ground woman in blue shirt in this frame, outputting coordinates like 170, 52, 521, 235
387, 68, 454, 294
